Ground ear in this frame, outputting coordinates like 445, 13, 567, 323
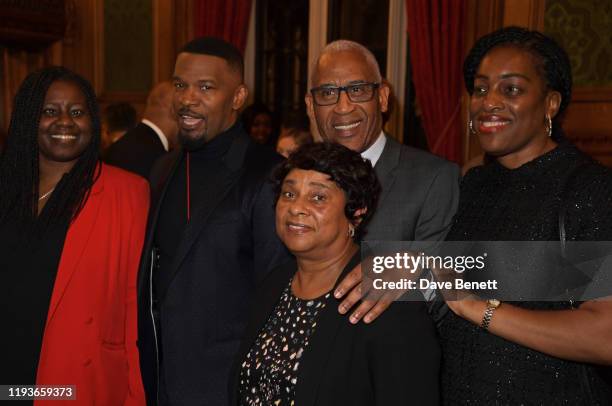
232, 84, 249, 111
305, 93, 315, 121
545, 90, 562, 119
352, 207, 368, 226
378, 81, 390, 113
305, 93, 324, 142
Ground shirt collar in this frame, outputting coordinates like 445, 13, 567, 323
360, 131, 386, 166
141, 118, 169, 151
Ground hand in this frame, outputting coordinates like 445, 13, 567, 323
334, 262, 405, 324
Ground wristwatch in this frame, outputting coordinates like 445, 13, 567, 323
480, 299, 501, 330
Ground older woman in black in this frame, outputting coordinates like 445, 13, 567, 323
435, 27, 612, 404
230, 143, 439, 406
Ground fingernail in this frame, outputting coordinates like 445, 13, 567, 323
334, 289, 343, 298
363, 315, 372, 324
338, 304, 347, 314
350, 312, 360, 324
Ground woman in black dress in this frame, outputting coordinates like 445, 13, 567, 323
230, 142, 440, 405
438, 27, 612, 404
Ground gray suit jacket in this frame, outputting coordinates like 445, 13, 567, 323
366, 135, 460, 242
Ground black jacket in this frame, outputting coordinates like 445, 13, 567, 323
137, 128, 290, 405
104, 122, 166, 179
230, 253, 441, 406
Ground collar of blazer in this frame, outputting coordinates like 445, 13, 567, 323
373, 134, 401, 208
231, 252, 362, 406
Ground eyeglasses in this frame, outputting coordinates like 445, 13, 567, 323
310, 82, 380, 106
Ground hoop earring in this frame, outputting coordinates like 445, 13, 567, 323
348, 225, 355, 238
469, 119, 476, 135
545, 115, 552, 138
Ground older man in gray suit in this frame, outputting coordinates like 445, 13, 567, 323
305, 40, 460, 322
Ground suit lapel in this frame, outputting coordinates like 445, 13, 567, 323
156, 135, 250, 303
46, 165, 105, 324
294, 253, 361, 406
150, 149, 182, 219
137, 149, 181, 297
374, 135, 401, 209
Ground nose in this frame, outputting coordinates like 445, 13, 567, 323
287, 195, 309, 217
179, 86, 198, 107
333, 90, 355, 114
55, 110, 76, 128
482, 90, 503, 111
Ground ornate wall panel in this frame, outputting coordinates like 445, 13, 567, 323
545, 0, 612, 166
545, 0, 612, 86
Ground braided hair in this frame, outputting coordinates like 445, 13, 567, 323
463, 26, 572, 141
0, 66, 101, 233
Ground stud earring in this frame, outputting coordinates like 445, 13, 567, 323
348, 225, 355, 238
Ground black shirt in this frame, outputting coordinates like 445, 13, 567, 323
0, 209, 69, 385
153, 123, 241, 297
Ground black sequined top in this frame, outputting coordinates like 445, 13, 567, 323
439, 142, 612, 405
238, 281, 330, 406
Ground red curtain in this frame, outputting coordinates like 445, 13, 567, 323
406, 0, 466, 163
194, 0, 252, 54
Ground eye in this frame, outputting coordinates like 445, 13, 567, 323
70, 109, 85, 118
200, 84, 214, 92
473, 85, 487, 96
320, 88, 337, 98
349, 84, 366, 95
173, 81, 185, 90
312, 193, 326, 202
42, 108, 57, 116
505, 85, 522, 96
281, 190, 294, 199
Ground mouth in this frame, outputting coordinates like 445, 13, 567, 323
333, 120, 361, 132
50, 134, 78, 141
286, 221, 313, 234
332, 120, 361, 132
178, 112, 205, 130
477, 116, 511, 134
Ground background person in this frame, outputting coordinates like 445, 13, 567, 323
0, 66, 148, 405
241, 101, 276, 146
436, 27, 612, 404
230, 142, 440, 406
100, 101, 138, 152
105, 81, 179, 179
276, 112, 312, 158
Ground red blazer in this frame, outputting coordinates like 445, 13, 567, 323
35, 164, 149, 405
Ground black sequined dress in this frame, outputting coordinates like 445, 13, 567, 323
439, 142, 612, 405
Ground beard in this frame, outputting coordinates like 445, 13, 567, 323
178, 129, 208, 151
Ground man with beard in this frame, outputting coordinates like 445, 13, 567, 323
137, 37, 289, 406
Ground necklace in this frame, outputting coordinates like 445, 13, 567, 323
38, 187, 55, 201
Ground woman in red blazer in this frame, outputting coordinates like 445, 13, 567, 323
0, 67, 147, 405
